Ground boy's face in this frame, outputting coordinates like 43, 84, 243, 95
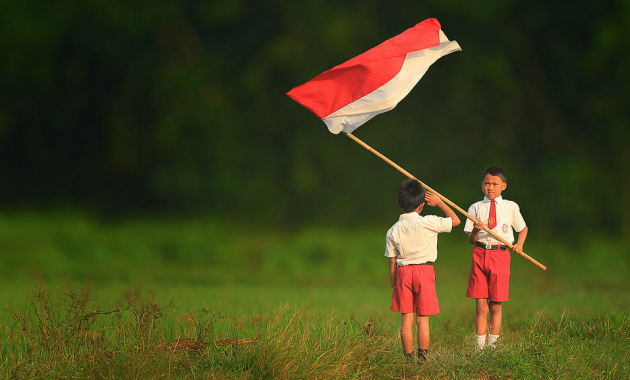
481, 174, 507, 200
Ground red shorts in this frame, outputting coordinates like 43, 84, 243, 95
391, 264, 439, 315
466, 245, 511, 302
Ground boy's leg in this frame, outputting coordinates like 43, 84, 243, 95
416, 315, 430, 363
400, 313, 415, 355
475, 298, 489, 335
416, 315, 430, 350
488, 301, 502, 347
487, 248, 508, 348
489, 301, 502, 334
475, 299, 489, 350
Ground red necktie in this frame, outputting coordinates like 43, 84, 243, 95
488, 200, 497, 229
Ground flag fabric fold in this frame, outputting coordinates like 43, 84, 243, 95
287, 18, 461, 134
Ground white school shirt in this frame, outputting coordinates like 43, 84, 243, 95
463, 196, 526, 245
384, 212, 453, 266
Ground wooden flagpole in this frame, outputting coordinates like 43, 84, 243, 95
344, 132, 546, 271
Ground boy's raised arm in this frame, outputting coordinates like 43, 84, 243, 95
426, 192, 460, 227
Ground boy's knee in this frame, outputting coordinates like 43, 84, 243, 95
476, 309, 488, 317
476, 299, 490, 313
401, 313, 415, 328
415, 315, 429, 326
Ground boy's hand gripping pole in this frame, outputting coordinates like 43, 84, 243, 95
343, 132, 547, 271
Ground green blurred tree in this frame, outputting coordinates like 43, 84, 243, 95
0, 0, 628, 237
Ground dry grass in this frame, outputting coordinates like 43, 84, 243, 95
1, 279, 629, 379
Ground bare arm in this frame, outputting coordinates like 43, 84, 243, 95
389, 257, 397, 288
425, 192, 460, 227
468, 219, 485, 244
512, 226, 528, 254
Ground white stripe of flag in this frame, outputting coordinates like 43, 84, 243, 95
287, 19, 461, 134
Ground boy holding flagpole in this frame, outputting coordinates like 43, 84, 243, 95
464, 166, 528, 350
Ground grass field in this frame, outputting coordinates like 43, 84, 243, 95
0, 213, 628, 379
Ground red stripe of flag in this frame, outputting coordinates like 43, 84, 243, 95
287, 18, 461, 134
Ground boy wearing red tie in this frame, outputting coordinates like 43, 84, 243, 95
464, 166, 528, 350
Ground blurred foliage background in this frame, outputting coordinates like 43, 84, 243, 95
1, 0, 629, 240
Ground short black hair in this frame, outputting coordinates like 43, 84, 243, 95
482, 166, 507, 183
398, 179, 426, 213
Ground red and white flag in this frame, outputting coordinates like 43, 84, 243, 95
287, 18, 461, 134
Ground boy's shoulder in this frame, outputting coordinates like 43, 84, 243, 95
388, 213, 443, 228
390, 213, 448, 231
499, 198, 521, 208
468, 199, 486, 209
399, 213, 447, 221
469, 197, 521, 207
469, 199, 484, 206
422, 214, 448, 221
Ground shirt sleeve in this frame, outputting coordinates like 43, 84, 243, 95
463, 203, 477, 233
384, 227, 398, 258
424, 215, 453, 233
511, 203, 527, 232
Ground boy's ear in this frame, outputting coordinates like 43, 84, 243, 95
502, 182, 507, 190
416, 202, 425, 213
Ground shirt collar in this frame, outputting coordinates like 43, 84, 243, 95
483, 195, 504, 203
399, 212, 419, 220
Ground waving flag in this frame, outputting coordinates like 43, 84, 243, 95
287, 18, 461, 134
